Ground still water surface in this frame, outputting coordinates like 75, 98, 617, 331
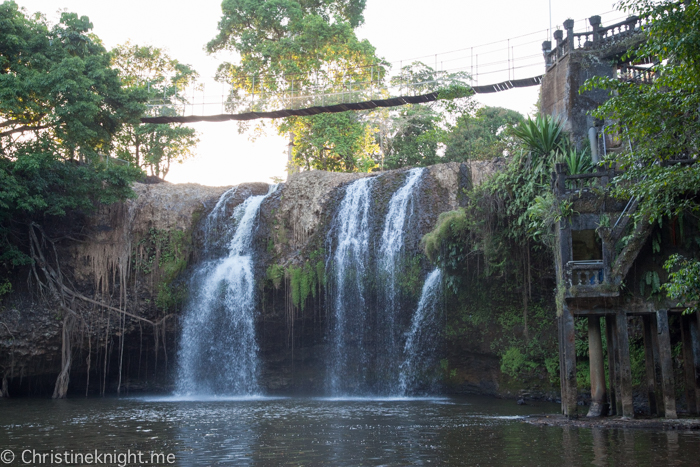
2, 396, 700, 466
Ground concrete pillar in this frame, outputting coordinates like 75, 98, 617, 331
587, 316, 607, 417
615, 310, 634, 418
642, 315, 659, 415
680, 314, 698, 414
558, 315, 566, 414
605, 314, 618, 415
649, 315, 666, 417
561, 306, 578, 418
589, 15, 602, 42
656, 309, 678, 419
564, 19, 575, 51
690, 312, 700, 412
553, 29, 564, 49
542, 41, 552, 67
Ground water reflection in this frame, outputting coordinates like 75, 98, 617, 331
2, 396, 700, 466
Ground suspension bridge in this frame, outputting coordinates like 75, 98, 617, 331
141, 9, 640, 125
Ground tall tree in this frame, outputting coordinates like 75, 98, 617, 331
111, 43, 199, 179
0, 1, 144, 277
207, 0, 387, 172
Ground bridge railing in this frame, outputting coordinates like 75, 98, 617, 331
145, 75, 459, 118
543, 15, 647, 68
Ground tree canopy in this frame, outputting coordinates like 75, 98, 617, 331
0, 2, 146, 286
584, 0, 700, 223
208, 0, 387, 172
111, 43, 200, 179
444, 106, 523, 162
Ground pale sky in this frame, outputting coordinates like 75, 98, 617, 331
19, 0, 622, 186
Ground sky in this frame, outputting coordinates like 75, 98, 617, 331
18, 0, 624, 186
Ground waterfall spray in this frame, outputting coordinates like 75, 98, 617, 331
176, 185, 276, 396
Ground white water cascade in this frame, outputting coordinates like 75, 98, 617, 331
176, 185, 275, 396
398, 268, 444, 395
326, 176, 373, 395
376, 168, 425, 392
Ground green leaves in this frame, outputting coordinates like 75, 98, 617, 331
582, 0, 700, 224
0, 1, 146, 278
510, 114, 565, 159
663, 254, 700, 314
444, 106, 523, 162
280, 111, 378, 172
110, 43, 200, 179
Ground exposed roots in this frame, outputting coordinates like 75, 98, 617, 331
26, 222, 172, 398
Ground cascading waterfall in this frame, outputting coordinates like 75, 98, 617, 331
176, 185, 275, 396
376, 168, 425, 392
398, 268, 444, 395
326, 176, 373, 395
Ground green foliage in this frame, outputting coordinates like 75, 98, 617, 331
0, 1, 146, 279
559, 147, 593, 176
437, 83, 473, 101
111, 42, 199, 179
395, 255, 422, 298
266, 264, 285, 289
269, 250, 326, 310
444, 106, 524, 161
378, 63, 474, 169
639, 270, 661, 298
582, 0, 700, 224
0, 279, 11, 299
279, 112, 378, 172
134, 228, 191, 311
500, 347, 538, 377
663, 254, 700, 314
287, 260, 323, 310
510, 115, 565, 159
382, 104, 443, 169
421, 208, 473, 278
208, 0, 385, 173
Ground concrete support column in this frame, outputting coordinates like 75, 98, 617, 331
587, 316, 607, 417
690, 312, 700, 412
615, 310, 635, 418
656, 309, 678, 419
642, 315, 659, 415
680, 314, 698, 414
558, 314, 566, 414
605, 315, 618, 415
560, 306, 578, 418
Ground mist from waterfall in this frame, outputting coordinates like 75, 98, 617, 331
176, 185, 274, 396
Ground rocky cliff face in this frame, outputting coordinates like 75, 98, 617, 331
0, 162, 508, 397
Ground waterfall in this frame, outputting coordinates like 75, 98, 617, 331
377, 168, 424, 392
399, 268, 443, 396
176, 185, 275, 396
326, 176, 373, 395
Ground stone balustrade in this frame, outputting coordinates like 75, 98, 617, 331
566, 260, 606, 287
543, 15, 646, 68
